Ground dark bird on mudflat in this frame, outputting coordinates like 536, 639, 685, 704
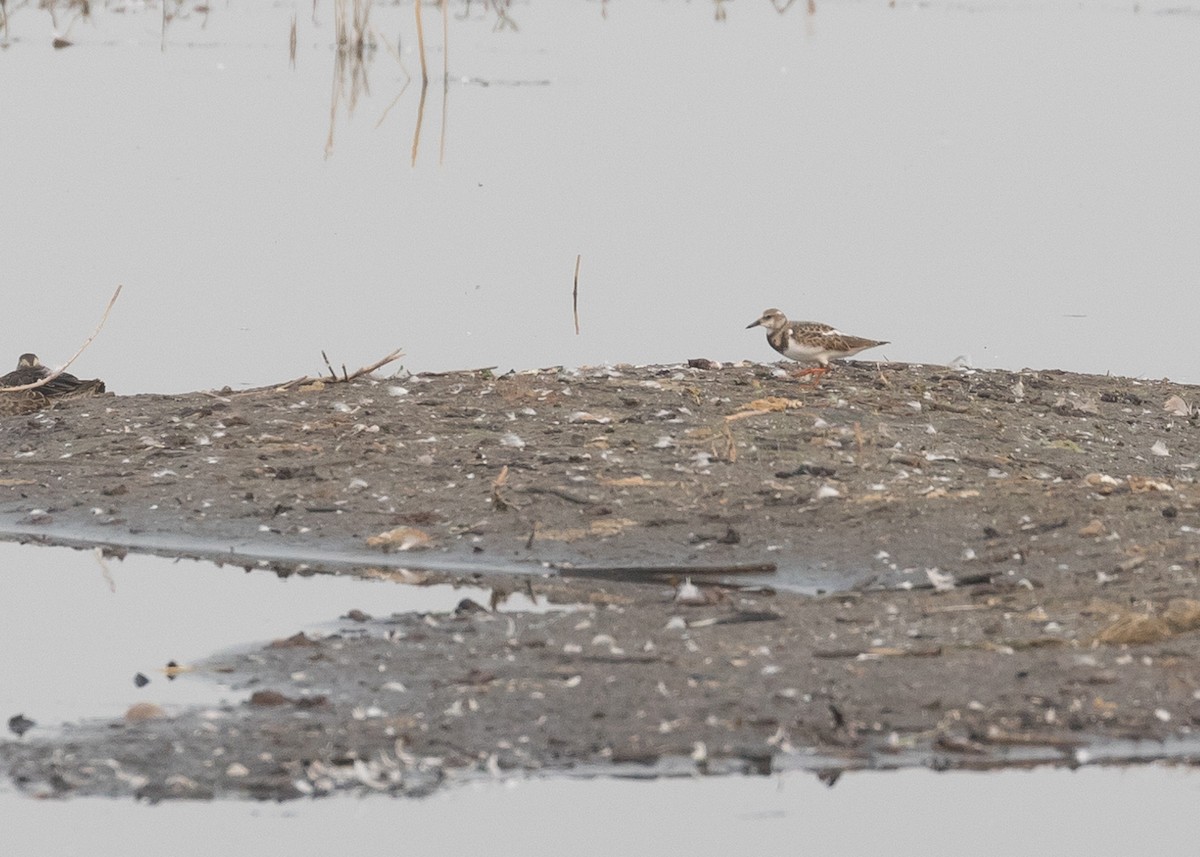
0, 353, 106, 399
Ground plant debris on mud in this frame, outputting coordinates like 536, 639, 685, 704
5, 358, 1200, 799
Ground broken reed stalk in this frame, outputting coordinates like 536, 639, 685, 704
0, 284, 123, 394
572, 254, 581, 335
439, 0, 448, 165
414, 0, 428, 87
411, 0, 430, 165
275, 347, 405, 391
289, 13, 297, 68
411, 78, 428, 166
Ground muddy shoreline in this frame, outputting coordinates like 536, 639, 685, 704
6, 359, 1200, 799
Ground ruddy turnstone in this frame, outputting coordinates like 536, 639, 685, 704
746, 308, 887, 385
0, 353, 107, 400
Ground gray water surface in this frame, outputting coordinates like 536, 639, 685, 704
3, 1, 1200, 392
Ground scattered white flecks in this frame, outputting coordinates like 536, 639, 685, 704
673, 577, 706, 605
875, 550, 890, 560
962, 547, 977, 561
1155, 708, 1172, 722
91, 507, 105, 516
485, 754, 503, 778
563, 643, 583, 654
925, 567, 956, 592
761, 664, 781, 676
347, 477, 370, 492
139, 436, 166, 449
665, 616, 688, 630
816, 484, 841, 500
443, 700, 465, 718
225, 763, 249, 778
152, 469, 178, 479
1164, 395, 1191, 416
691, 742, 708, 764
591, 633, 616, 647
500, 433, 525, 449
1096, 570, 1118, 585
691, 451, 713, 468
765, 727, 793, 752
1151, 440, 1170, 457
388, 386, 409, 397
812, 417, 830, 430
381, 681, 408, 693
1011, 379, 1025, 401
988, 468, 1009, 479
654, 435, 675, 449
906, 400, 923, 413
925, 452, 959, 462
568, 411, 611, 424
563, 675, 582, 688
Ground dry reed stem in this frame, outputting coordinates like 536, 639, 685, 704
411, 0, 430, 165
572, 254, 582, 335
411, 78, 428, 166
0, 284, 123, 394
275, 347, 405, 391
414, 0, 428, 87
289, 13, 297, 67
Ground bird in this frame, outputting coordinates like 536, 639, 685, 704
7, 713, 35, 738
746, 308, 888, 385
0, 353, 106, 398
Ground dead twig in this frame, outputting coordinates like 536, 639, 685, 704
0, 284, 123, 393
276, 347, 405, 391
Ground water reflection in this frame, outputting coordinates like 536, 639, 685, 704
6, 764, 1200, 855
0, 541, 497, 726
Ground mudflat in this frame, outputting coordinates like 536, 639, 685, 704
5, 359, 1200, 798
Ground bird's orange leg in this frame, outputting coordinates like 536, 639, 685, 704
790, 365, 829, 388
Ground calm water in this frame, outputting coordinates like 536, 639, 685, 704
0, 541, 506, 726
6, 763, 1200, 856
3, 1, 1200, 394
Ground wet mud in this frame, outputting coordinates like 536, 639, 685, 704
5, 359, 1200, 798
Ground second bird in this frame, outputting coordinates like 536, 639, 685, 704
0, 353, 106, 398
